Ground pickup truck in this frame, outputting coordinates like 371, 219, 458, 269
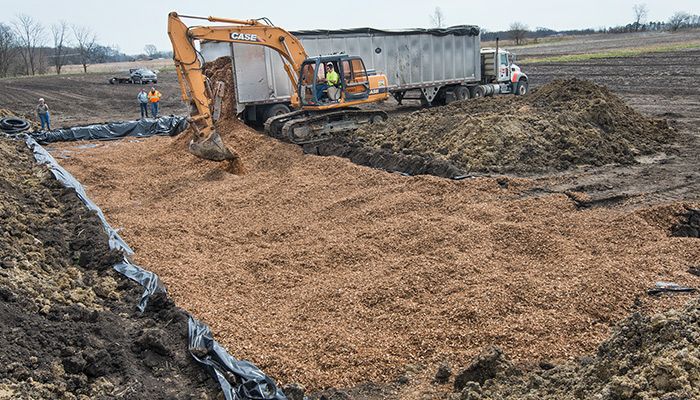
109, 68, 158, 84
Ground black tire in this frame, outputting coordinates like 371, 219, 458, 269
455, 86, 470, 101
109, 77, 117, 84
515, 79, 528, 96
263, 104, 292, 122
471, 86, 485, 99
153, 80, 157, 84
0, 117, 30, 133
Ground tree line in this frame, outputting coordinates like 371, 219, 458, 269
0, 14, 171, 78
501, 9, 700, 45
428, 6, 700, 46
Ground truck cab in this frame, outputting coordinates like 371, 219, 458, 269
480, 48, 528, 95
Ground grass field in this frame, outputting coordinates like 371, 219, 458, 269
521, 41, 700, 63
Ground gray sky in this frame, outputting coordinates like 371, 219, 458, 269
3, 0, 699, 54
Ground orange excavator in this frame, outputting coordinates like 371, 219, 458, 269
167, 12, 390, 163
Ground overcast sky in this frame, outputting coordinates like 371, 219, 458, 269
3, 0, 699, 54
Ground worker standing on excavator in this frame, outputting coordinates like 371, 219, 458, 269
316, 62, 339, 102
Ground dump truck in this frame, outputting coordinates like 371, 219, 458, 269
200, 27, 528, 124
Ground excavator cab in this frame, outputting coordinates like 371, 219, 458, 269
299, 55, 371, 106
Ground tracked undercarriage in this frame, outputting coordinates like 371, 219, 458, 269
264, 109, 388, 144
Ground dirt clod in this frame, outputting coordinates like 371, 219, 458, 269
454, 346, 514, 390
434, 363, 452, 384
672, 207, 700, 238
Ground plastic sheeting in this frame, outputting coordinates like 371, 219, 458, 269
31, 115, 188, 143
23, 135, 286, 400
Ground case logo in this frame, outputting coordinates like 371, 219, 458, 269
231, 33, 260, 42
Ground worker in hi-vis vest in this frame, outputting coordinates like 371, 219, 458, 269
147, 87, 162, 118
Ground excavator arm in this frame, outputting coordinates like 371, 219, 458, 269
167, 12, 308, 163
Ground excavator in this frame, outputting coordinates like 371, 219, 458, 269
167, 12, 390, 163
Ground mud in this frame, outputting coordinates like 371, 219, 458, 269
447, 297, 700, 400
310, 79, 674, 177
0, 137, 218, 399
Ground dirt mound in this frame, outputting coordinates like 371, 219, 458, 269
0, 137, 218, 399
316, 79, 674, 176
450, 298, 700, 399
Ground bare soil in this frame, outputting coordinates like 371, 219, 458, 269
507, 29, 700, 60
0, 137, 218, 399
0, 71, 187, 128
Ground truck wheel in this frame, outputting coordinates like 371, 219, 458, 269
471, 86, 485, 99
109, 78, 117, 85
515, 80, 528, 96
263, 104, 291, 122
455, 86, 470, 101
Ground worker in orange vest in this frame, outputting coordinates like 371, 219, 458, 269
147, 87, 162, 118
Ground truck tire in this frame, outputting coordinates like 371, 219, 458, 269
515, 79, 528, 96
471, 86, 485, 99
455, 86, 470, 101
263, 104, 292, 122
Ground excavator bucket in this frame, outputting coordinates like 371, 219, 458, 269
188, 130, 239, 162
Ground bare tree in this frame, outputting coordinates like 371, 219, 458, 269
0, 23, 18, 77
667, 11, 691, 31
72, 24, 97, 73
633, 4, 648, 31
144, 44, 158, 58
429, 7, 446, 28
509, 22, 529, 45
51, 20, 70, 74
12, 14, 46, 75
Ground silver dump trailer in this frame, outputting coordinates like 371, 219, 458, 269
200, 26, 527, 123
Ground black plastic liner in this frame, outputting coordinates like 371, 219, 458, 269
23, 135, 286, 400
293, 25, 480, 37
31, 115, 189, 143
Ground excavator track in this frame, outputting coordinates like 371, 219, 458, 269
266, 109, 388, 145
263, 110, 307, 140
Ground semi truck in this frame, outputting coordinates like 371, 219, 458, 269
200, 26, 528, 124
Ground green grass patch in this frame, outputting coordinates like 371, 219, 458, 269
521, 41, 700, 64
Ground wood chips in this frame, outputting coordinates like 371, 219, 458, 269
50, 120, 700, 390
